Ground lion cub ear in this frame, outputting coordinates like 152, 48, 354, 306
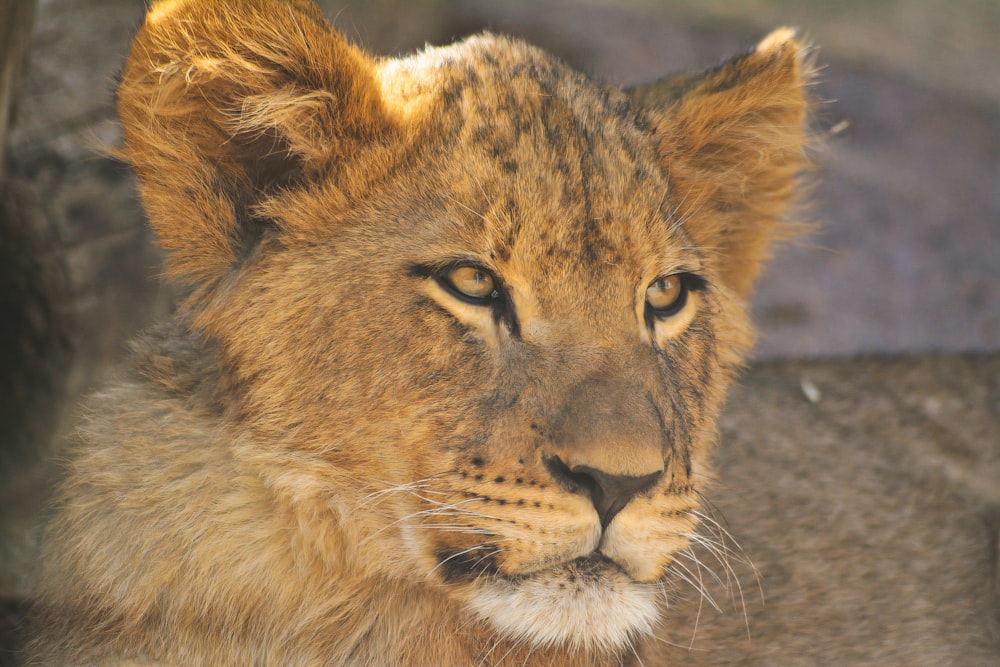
118, 0, 395, 287
631, 29, 813, 299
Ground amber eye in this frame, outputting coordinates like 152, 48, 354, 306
646, 274, 687, 316
446, 266, 498, 302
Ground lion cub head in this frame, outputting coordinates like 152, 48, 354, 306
120, 0, 811, 655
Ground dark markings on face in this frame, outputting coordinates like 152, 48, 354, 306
649, 391, 671, 461
434, 546, 502, 584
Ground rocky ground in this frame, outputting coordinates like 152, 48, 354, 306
1, 1, 997, 663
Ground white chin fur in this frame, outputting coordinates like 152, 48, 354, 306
466, 565, 661, 653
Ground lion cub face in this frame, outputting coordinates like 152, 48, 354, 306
119, 1, 810, 655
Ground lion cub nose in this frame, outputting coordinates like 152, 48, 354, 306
545, 375, 666, 527
544, 457, 662, 529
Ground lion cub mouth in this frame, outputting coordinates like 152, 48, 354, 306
514, 552, 632, 583
565, 552, 623, 575
460, 550, 629, 583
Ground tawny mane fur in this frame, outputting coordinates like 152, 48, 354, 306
29, 1, 812, 664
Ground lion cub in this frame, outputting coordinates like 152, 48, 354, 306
29, 1, 812, 664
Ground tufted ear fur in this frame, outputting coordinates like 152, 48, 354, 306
631, 29, 813, 299
117, 0, 397, 288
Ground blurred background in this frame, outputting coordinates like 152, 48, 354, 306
1, 0, 998, 661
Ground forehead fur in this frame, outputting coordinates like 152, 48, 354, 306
372, 34, 695, 291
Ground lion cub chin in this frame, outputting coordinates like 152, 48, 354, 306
29, 1, 812, 665
465, 557, 662, 653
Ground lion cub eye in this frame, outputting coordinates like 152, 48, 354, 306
445, 266, 500, 302
645, 274, 688, 317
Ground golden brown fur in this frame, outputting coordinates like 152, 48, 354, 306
29, 1, 812, 664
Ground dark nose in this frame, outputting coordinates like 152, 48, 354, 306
545, 457, 662, 529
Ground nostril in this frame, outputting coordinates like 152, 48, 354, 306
543, 456, 662, 529
544, 456, 598, 496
